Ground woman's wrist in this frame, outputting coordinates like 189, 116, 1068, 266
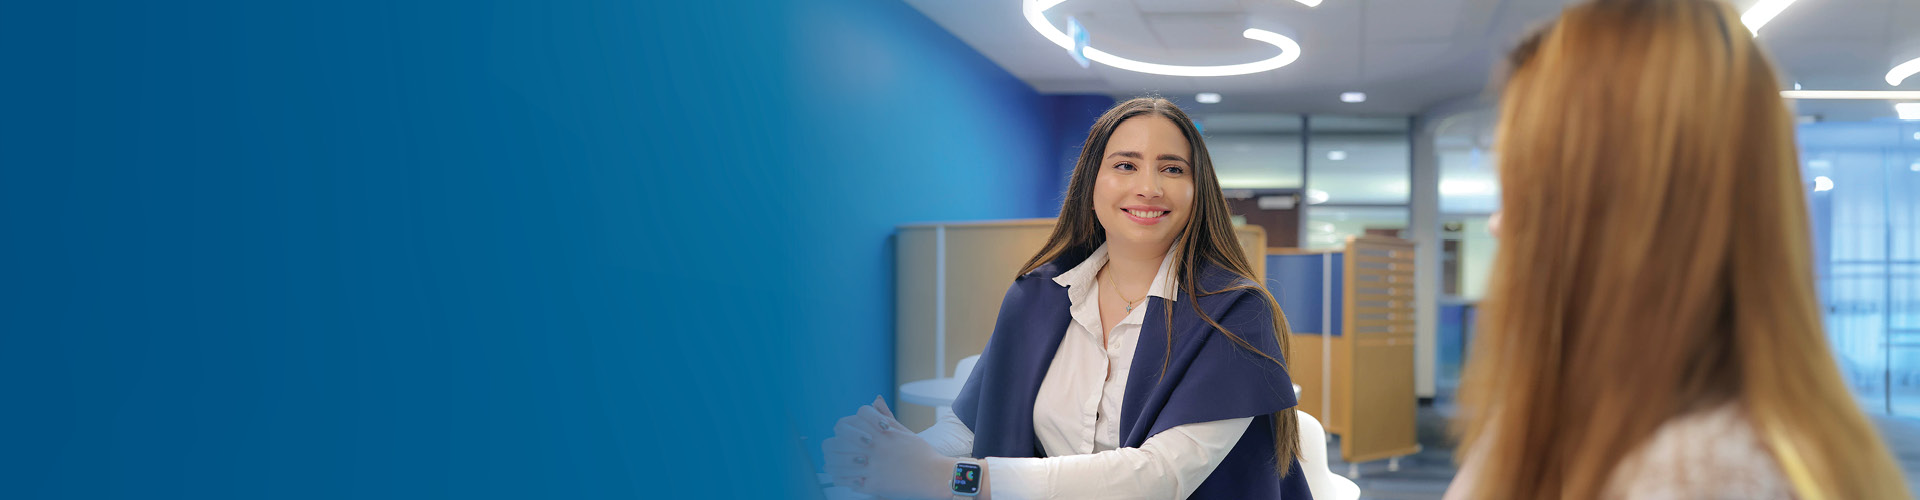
914, 456, 962, 499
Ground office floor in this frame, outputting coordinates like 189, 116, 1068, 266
1322, 406, 1458, 500
1324, 405, 1920, 499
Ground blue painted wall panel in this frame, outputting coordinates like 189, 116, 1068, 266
1269, 253, 1345, 336
0, 0, 1114, 498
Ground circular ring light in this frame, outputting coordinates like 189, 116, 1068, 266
1888, 57, 1920, 87
1024, 0, 1302, 77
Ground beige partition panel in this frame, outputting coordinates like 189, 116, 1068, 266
1235, 225, 1267, 280
1339, 235, 1420, 463
1287, 333, 1351, 435
895, 219, 1053, 429
895, 220, 1269, 430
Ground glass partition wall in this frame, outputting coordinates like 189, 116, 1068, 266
1303, 116, 1412, 249
1803, 120, 1920, 416
1198, 114, 1417, 249
1417, 110, 1920, 417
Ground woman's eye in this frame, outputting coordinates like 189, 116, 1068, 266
1163, 165, 1185, 175
1114, 163, 1136, 171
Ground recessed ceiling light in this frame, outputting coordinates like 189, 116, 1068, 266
1327, 151, 1348, 161
1741, 0, 1797, 35
1295, 0, 1323, 6
1341, 92, 1367, 103
1910, 162, 1920, 172
1912, 132, 1920, 140
1196, 92, 1222, 104
1813, 176, 1833, 192
1024, 0, 1301, 77
1898, 103, 1920, 120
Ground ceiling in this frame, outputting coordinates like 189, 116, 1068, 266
903, 0, 1920, 120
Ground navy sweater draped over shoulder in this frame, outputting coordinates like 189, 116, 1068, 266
952, 249, 1312, 499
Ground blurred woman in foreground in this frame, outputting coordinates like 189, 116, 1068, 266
1445, 0, 1910, 498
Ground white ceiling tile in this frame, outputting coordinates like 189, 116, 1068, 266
1131, 0, 1243, 14
1366, 0, 1467, 42
908, 0, 1914, 115
1363, 42, 1458, 80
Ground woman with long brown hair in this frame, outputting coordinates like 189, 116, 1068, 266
819, 97, 1310, 499
1446, 0, 1910, 498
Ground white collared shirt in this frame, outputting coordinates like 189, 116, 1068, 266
917, 244, 1252, 500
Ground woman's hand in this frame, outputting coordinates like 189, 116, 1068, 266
820, 396, 956, 500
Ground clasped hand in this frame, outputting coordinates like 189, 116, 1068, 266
821, 396, 954, 500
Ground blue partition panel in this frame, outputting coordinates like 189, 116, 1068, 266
1268, 252, 1344, 336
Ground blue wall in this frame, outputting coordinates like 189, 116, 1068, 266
783, 0, 1112, 465
0, 0, 1109, 498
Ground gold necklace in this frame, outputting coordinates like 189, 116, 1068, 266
1105, 269, 1144, 312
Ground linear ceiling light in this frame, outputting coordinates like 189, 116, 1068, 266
1781, 90, 1920, 100
1741, 0, 1797, 35
1024, 0, 1302, 77
1295, 0, 1323, 6
1889, 57, 1920, 86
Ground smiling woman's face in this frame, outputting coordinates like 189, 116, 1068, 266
1092, 114, 1196, 255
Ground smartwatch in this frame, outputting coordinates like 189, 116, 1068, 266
950, 460, 982, 497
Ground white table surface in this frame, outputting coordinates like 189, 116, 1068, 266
899, 377, 966, 408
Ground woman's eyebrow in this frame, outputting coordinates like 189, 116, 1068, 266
1104, 151, 1189, 164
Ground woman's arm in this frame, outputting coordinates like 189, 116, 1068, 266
916, 406, 975, 458
901, 418, 1250, 500
983, 417, 1251, 500
845, 400, 1251, 500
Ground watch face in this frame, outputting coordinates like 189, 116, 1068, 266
951, 462, 982, 495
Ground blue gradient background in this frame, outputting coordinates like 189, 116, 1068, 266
0, 0, 1111, 498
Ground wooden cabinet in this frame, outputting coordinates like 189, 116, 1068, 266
1270, 235, 1420, 465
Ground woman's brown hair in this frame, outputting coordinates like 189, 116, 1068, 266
1018, 97, 1301, 475
1454, 0, 1909, 498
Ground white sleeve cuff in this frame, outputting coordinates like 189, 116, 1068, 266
916, 407, 977, 458
984, 456, 1051, 500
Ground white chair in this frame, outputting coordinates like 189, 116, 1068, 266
932, 355, 980, 415
952, 354, 979, 383
898, 355, 981, 410
1296, 408, 1361, 500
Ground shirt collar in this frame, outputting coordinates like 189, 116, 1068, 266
1053, 243, 1180, 302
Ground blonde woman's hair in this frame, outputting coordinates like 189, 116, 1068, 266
1453, 0, 1910, 498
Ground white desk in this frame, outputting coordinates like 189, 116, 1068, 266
899, 355, 978, 409
898, 377, 966, 408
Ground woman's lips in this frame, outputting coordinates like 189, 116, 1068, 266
1122, 208, 1169, 225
